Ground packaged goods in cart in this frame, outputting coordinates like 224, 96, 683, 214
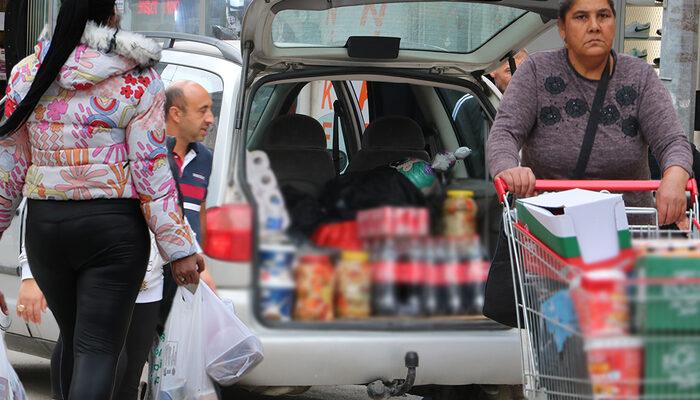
635, 240, 700, 332
335, 251, 372, 319
571, 270, 630, 337
584, 337, 642, 399
634, 242, 700, 396
357, 207, 429, 239
634, 239, 700, 257
644, 340, 700, 397
371, 239, 400, 316
294, 253, 335, 321
516, 189, 631, 264
495, 178, 700, 400
443, 190, 478, 238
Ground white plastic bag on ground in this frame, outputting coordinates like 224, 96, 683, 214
0, 328, 27, 400
149, 285, 218, 400
200, 283, 264, 386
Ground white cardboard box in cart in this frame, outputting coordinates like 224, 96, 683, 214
516, 189, 631, 264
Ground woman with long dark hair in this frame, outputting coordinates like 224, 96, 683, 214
0, 1, 204, 398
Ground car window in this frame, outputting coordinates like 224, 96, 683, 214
245, 81, 350, 173
118, 0, 240, 39
249, 85, 275, 134
437, 88, 490, 179
349, 81, 370, 128
272, 2, 526, 53
155, 63, 224, 150
291, 81, 347, 159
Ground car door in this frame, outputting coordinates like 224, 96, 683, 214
0, 199, 31, 338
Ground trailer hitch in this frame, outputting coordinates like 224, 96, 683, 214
366, 352, 419, 399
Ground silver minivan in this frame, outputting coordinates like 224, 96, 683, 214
0, 1, 559, 398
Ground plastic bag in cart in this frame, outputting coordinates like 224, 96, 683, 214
0, 316, 27, 400
201, 283, 264, 386
148, 284, 218, 400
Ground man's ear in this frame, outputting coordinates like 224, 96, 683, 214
168, 106, 180, 123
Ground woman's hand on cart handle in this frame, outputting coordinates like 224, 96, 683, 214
494, 167, 537, 200
496, 178, 698, 197
656, 166, 691, 226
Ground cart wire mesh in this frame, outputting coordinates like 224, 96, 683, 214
498, 179, 700, 400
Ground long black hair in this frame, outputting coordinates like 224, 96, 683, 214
0, 0, 116, 138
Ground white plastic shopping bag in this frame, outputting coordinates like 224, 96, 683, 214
0, 325, 27, 400
200, 283, 264, 386
148, 285, 218, 400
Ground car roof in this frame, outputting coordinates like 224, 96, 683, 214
138, 32, 242, 65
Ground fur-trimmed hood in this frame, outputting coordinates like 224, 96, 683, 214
36, 22, 162, 90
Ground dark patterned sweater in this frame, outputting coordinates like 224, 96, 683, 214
487, 49, 692, 207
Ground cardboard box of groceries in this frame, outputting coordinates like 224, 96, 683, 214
635, 240, 700, 332
644, 340, 700, 396
516, 189, 631, 264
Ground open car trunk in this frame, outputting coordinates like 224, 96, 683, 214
238, 0, 559, 330
242, 71, 507, 330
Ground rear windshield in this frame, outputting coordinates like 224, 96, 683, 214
271, 2, 526, 53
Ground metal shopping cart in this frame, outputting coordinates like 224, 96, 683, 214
494, 179, 700, 400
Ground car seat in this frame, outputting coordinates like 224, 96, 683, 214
259, 114, 336, 198
347, 116, 430, 173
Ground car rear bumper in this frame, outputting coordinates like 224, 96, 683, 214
221, 289, 524, 387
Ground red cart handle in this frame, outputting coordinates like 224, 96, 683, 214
495, 178, 699, 204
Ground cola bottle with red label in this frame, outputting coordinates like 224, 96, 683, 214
423, 238, 448, 316
465, 236, 488, 315
371, 238, 399, 316
397, 238, 425, 317
445, 238, 467, 315
457, 238, 474, 315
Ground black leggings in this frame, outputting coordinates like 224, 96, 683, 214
51, 301, 161, 400
26, 199, 150, 400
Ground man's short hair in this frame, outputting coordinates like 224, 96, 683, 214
165, 84, 187, 115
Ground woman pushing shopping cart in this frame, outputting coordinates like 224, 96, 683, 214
494, 178, 700, 400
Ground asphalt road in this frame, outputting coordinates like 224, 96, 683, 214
9, 350, 425, 400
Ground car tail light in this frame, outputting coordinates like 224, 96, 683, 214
204, 203, 253, 262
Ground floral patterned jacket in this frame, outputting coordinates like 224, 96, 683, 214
0, 22, 196, 262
